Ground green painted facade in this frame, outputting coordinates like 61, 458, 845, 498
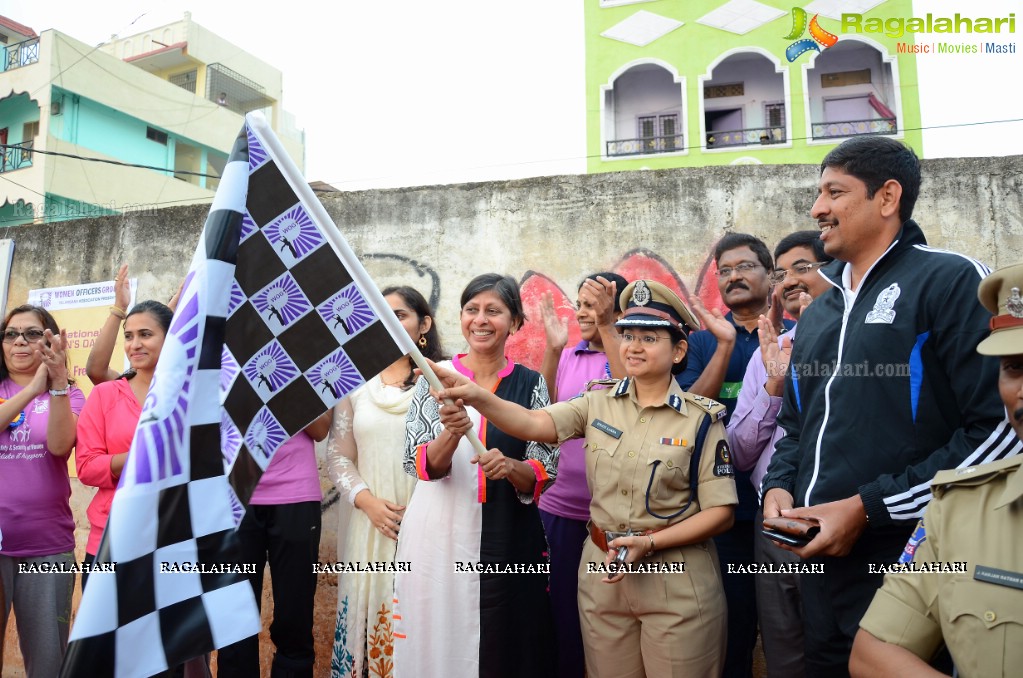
585, 0, 922, 172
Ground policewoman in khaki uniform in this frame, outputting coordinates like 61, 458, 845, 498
850, 262, 1023, 678
431, 280, 738, 678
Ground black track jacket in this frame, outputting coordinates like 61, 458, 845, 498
762, 220, 1021, 527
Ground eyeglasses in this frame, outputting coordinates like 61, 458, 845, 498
716, 262, 763, 279
768, 261, 827, 285
620, 333, 672, 346
2, 329, 46, 344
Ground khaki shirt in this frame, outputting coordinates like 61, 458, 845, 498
545, 377, 738, 532
859, 455, 1023, 678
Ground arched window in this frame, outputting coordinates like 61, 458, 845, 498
807, 39, 899, 140
700, 50, 787, 149
603, 62, 685, 157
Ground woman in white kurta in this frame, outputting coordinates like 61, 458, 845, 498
392, 274, 558, 678
326, 286, 443, 678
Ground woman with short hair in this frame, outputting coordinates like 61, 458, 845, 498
392, 274, 557, 678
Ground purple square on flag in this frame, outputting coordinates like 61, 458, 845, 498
308, 348, 366, 407
241, 341, 300, 402
220, 347, 239, 394
250, 274, 313, 335
221, 414, 242, 467
227, 279, 246, 318
240, 212, 258, 243
262, 206, 325, 266
316, 284, 377, 344
247, 127, 269, 170
244, 408, 288, 467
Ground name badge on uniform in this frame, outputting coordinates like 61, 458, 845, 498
714, 440, 734, 477
974, 565, 1023, 591
591, 419, 623, 439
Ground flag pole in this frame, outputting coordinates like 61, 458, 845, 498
245, 112, 491, 461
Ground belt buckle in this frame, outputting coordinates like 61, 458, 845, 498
605, 529, 632, 543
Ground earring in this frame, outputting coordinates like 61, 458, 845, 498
418, 335, 427, 348
674, 358, 680, 363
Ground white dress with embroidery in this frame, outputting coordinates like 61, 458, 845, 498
326, 377, 417, 678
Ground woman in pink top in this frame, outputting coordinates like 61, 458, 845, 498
76, 300, 173, 583
536, 272, 627, 678
0, 304, 84, 678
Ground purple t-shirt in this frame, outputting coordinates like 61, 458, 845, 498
249, 430, 322, 505
538, 341, 610, 522
0, 378, 85, 557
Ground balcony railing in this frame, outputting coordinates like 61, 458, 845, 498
606, 134, 685, 157
706, 126, 786, 148
1, 141, 34, 173
3, 38, 40, 72
812, 118, 897, 140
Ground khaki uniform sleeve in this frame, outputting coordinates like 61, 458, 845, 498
858, 502, 945, 662
696, 418, 738, 511
545, 396, 590, 445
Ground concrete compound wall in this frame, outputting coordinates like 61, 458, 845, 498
2, 155, 1021, 675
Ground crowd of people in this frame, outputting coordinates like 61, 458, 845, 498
0, 135, 1021, 678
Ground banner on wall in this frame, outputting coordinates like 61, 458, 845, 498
27, 277, 138, 397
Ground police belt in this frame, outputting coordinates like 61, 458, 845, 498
588, 523, 664, 552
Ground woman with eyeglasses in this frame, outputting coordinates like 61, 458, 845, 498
0, 304, 85, 678
429, 280, 738, 678
392, 273, 558, 678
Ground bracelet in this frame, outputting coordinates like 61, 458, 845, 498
646, 534, 656, 556
109, 305, 127, 319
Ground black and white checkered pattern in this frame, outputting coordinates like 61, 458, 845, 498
62, 114, 407, 677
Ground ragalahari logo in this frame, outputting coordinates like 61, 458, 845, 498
783, 7, 839, 62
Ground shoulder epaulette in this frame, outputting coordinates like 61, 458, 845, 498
611, 378, 631, 398
931, 456, 1023, 493
585, 378, 620, 392
681, 391, 727, 421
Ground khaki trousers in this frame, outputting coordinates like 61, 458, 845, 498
578, 538, 726, 678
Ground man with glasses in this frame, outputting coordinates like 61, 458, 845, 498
726, 230, 833, 678
761, 136, 1012, 677
678, 232, 793, 678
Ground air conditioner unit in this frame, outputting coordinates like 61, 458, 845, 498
51, 101, 62, 116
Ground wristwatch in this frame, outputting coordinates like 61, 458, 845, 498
49, 384, 70, 397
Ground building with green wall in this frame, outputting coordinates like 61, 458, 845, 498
585, 0, 922, 172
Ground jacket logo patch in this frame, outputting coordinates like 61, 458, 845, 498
713, 440, 734, 477
865, 282, 901, 324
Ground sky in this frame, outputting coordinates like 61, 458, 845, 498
6, 0, 1022, 190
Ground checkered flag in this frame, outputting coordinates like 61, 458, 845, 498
62, 113, 416, 677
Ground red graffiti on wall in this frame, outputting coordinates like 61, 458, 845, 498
506, 249, 726, 371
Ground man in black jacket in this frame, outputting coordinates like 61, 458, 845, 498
761, 136, 1016, 677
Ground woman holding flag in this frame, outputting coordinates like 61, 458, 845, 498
427, 280, 737, 678
392, 273, 557, 678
